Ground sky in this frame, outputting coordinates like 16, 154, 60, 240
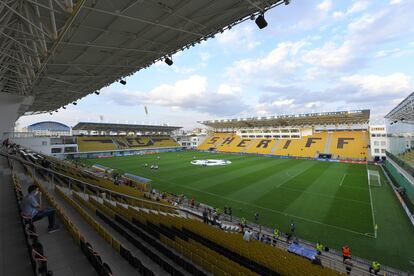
17, 0, 414, 130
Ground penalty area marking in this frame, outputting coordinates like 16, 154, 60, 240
178, 184, 375, 239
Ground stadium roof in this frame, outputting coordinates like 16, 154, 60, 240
27, 121, 70, 131
199, 110, 371, 128
385, 92, 414, 124
72, 122, 181, 132
1, 0, 289, 114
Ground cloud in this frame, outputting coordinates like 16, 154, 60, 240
338, 73, 411, 98
333, 0, 370, 20
106, 75, 247, 116
226, 40, 307, 82
217, 25, 261, 50
317, 0, 332, 12
302, 1, 414, 74
253, 73, 412, 118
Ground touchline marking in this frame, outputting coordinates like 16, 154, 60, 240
366, 165, 377, 239
178, 184, 375, 238
340, 173, 346, 187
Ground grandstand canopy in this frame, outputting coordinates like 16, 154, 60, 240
27, 121, 70, 131
385, 92, 414, 124
72, 122, 181, 133
1, 0, 288, 114
199, 110, 370, 129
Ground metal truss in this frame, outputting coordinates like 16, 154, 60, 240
385, 92, 414, 124
0, 0, 79, 96
0, 0, 288, 114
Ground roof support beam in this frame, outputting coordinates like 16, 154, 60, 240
83, 6, 204, 37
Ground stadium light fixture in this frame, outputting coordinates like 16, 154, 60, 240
49, 112, 53, 115
94, 91, 100, 95
164, 57, 173, 66
284, 0, 291, 5
120, 79, 126, 85
255, 13, 268, 29
73, 102, 77, 105
62, 106, 66, 109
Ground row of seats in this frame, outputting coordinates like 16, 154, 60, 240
12, 173, 51, 276
47, 157, 173, 206
198, 131, 369, 160
88, 196, 340, 276
18, 167, 113, 276
74, 192, 206, 276
398, 150, 414, 168
55, 186, 158, 276
77, 136, 180, 152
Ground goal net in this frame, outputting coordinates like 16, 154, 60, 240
368, 170, 381, 187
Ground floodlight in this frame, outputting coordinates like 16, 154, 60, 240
120, 79, 126, 85
255, 14, 268, 29
164, 57, 173, 66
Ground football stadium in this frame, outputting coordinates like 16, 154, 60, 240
1, 1, 414, 276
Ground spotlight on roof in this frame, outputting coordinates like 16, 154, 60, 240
164, 57, 173, 66
94, 91, 100, 95
73, 102, 77, 105
119, 79, 126, 85
255, 13, 268, 29
401, 118, 405, 121
393, 120, 398, 124
49, 112, 53, 115
62, 106, 66, 109
284, 0, 291, 5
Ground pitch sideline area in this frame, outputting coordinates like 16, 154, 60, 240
82, 151, 414, 271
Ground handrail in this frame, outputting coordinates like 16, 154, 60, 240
386, 151, 414, 178
1, 151, 183, 212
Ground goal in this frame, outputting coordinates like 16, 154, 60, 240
368, 170, 381, 187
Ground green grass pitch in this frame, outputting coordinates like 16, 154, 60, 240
82, 151, 414, 271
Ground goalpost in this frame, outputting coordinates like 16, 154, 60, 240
368, 169, 382, 187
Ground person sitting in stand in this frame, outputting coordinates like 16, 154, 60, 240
21, 185, 59, 233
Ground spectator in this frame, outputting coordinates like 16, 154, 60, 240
21, 185, 59, 233
240, 217, 246, 227
344, 259, 353, 275
290, 220, 296, 234
316, 242, 323, 255
369, 261, 381, 275
243, 229, 252, 242
342, 245, 351, 262
202, 208, 208, 224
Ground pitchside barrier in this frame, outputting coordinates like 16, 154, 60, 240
198, 150, 368, 164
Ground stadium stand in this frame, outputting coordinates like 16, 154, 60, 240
2, 146, 406, 276
198, 130, 369, 160
246, 138, 278, 155
77, 135, 180, 152
77, 136, 117, 152
197, 132, 232, 150
84, 196, 341, 276
329, 131, 368, 160
397, 150, 414, 168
